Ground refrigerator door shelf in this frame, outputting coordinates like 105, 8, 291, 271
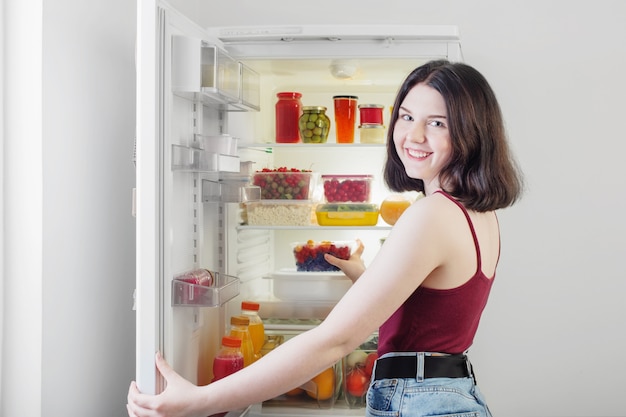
171, 272, 239, 307
172, 37, 260, 112
202, 179, 260, 203
171, 144, 240, 172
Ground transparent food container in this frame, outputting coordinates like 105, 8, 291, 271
343, 334, 378, 408
244, 200, 317, 226
315, 203, 379, 226
264, 269, 351, 301
321, 174, 373, 203
292, 240, 353, 272
252, 170, 315, 200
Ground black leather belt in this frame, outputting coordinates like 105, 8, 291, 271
373, 354, 471, 381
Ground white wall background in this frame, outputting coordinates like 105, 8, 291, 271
167, 1, 626, 416
2, 0, 136, 416
3, 0, 625, 416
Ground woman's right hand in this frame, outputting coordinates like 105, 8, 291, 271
324, 238, 366, 283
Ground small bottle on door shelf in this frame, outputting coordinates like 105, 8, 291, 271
241, 301, 265, 362
229, 315, 255, 367
176, 269, 214, 286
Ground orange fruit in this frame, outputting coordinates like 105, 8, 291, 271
380, 195, 412, 225
305, 367, 335, 400
285, 387, 304, 396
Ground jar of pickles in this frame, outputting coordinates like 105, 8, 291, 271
299, 106, 330, 143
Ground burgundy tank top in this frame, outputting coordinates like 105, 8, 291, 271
378, 191, 497, 355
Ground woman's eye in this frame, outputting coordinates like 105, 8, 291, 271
428, 120, 445, 127
400, 114, 413, 121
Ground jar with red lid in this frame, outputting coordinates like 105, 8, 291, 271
275, 92, 303, 143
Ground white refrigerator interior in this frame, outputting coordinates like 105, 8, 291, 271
136, 1, 462, 415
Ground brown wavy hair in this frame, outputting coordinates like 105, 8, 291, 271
384, 60, 523, 211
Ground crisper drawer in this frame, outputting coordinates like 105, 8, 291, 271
243, 323, 378, 417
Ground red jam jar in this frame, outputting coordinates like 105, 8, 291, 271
275, 92, 303, 143
358, 104, 384, 125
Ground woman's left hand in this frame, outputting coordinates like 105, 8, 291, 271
127, 352, 206, 417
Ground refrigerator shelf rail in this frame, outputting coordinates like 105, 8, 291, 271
171, 272, 239, 307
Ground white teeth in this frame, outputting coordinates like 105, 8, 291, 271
407, 149, 430, 158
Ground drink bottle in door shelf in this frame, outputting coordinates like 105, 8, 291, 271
229, 315, 255, 367
241, 301, 265, 362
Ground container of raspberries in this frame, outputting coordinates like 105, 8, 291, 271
321, 174, 373, 203
292, 240, 354, 272
252, 167, 316, 200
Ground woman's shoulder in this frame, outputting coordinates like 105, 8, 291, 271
393, 192, 459, 232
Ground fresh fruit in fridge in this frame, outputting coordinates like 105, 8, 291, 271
346, 350, 368, 369
285, 387, 304, 396
322, 175, 372, 202
293, 240, 351, 272
346, 367, 369, 397
252, 167, 313, 200
306, 367, 335, 400
364, 352, 378, 377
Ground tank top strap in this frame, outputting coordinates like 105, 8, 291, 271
434, 190, 482, 270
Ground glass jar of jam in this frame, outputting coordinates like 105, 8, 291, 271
275, 92, 303, 143
299, 106, 330, 143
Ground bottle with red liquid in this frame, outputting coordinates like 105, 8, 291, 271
210, 336, 244, 417
275, 92, 302, 143
212, 336, 244, 382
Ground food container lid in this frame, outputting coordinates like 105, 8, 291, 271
277, 91, 302, 98
302, 106, 327, 112
245, 199, 317, 205
358, 104, 384, 109
321, 174, 373, 179
332, 95, 359, 99
359, 124, 385, 129
316, 203, 379, 212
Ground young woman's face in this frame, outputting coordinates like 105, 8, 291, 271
393, 82, 452, 193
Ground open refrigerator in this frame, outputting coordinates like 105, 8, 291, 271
135, 1, 462, 415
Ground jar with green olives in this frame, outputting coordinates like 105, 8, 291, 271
298, 106, 330, 143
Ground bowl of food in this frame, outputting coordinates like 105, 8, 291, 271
292, 240, 353, 272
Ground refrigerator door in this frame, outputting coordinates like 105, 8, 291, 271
136, 0, 240, 394
135, 0, 161, 394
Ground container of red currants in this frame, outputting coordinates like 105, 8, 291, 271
292, 240, 354, 272
321, 174, 373, 203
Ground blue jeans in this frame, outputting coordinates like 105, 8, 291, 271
365, 352, 492, 417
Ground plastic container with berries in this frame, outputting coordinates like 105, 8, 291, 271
251, 167, 316, 200
292, 240, 354, 272
321, 174, 373, 203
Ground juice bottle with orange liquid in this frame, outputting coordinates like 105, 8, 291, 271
229, 315, 255, 367
241, 301, 265, 362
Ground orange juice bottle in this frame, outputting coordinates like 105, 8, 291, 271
241, 301, 265, 362
229, 315, 254, 367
